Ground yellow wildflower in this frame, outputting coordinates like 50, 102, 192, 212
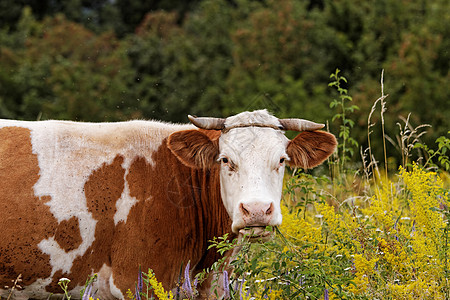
349, 253, 378, 295
148, 271, 174, 300
401, 164, 447, 243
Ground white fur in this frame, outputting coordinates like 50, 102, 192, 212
114, 171, 139, 225
219, 110, 286, 232
109, 274, 124, 299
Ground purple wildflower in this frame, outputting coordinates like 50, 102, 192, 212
135, 283, 141, 300
193, 277, 198, 289
239, 278, 245, 300
82, 283, 92, 300
223, 270, 230, 299
137, 266, 143, 293
263, 284, 268, 299
410, 220, 416, 237
439, 198, 448, 210
324, 288, 329, 300
182, 261, 194, 298
175, 286, 180, 299
394, 219, 399, 241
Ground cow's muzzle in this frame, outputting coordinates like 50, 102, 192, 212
240, 202, 274, 225
235, 202, 277, 240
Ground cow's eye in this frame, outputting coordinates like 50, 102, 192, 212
279, 158, 285, 164
220, 157, 237, 171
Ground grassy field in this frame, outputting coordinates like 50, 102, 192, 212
128, 160, 449, 300
5, 72, 449, 300
128, 72, 450, 299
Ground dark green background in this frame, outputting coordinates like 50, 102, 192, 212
0, 0, 448, 165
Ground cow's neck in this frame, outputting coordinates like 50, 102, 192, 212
189, 165, 235, 267
187, 166, 237, 299
111, 131, 234, 294
185, 130, 237, 297
183, 131, 236, 277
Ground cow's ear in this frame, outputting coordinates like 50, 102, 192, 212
286, 131, 337, 169
167, 130, 219, 169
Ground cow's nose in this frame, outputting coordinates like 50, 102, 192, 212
239, 202, 274, 226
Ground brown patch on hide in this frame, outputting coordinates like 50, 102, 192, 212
286, 131, 337, 169
85, 155, 124, 220
45, 270, 66, 293
54, 217, 82, 252
66, 155, 125, 286
111, 129, 232, 294
0, 127, 58, 287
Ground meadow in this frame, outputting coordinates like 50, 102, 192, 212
5, 71, 449, 300
126, 71, 450, 300
1, 1, 448, 298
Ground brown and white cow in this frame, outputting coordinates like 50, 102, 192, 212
0, 110, 336, 299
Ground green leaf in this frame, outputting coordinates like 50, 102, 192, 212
332, 114, 342, 122
330, 100, 339, 108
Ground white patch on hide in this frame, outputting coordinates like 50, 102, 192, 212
0, 119, 194, 297
114, 170, 138, 225
109, 273, 124, 299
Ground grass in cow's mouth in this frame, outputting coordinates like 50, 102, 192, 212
238, 226, 274, 240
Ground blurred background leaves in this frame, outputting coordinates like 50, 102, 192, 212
0, 0, 448, 165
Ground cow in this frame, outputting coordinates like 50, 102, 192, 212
0, 109, 336, 299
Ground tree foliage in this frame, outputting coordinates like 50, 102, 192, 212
0, 0, 448, 164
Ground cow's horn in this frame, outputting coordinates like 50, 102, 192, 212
279, 118, 325, 131
188, 115, 226, 130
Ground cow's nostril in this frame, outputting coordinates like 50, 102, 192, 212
240, 203, 250, 216
265, 203, 274, 215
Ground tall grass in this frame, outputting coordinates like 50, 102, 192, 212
201, 70, 450, 300
18, 70, 448, 300
121, 71, 450, 300
126, 71, 449, 300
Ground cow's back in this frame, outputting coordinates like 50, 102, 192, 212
0, 120, 200, 299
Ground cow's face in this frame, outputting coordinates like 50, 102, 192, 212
218, 127, 288, 234
168, 110, 337, 236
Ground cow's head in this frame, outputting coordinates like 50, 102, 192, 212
168, 110, 336, 236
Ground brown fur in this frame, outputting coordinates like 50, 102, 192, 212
45, 270, 66, 293
0, 127, 58, 287
287, 131, 337, 169
112, 129, 232, 294
0, 125, 229, 297
54, 217, 83, 252
167, 129, 220, 169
